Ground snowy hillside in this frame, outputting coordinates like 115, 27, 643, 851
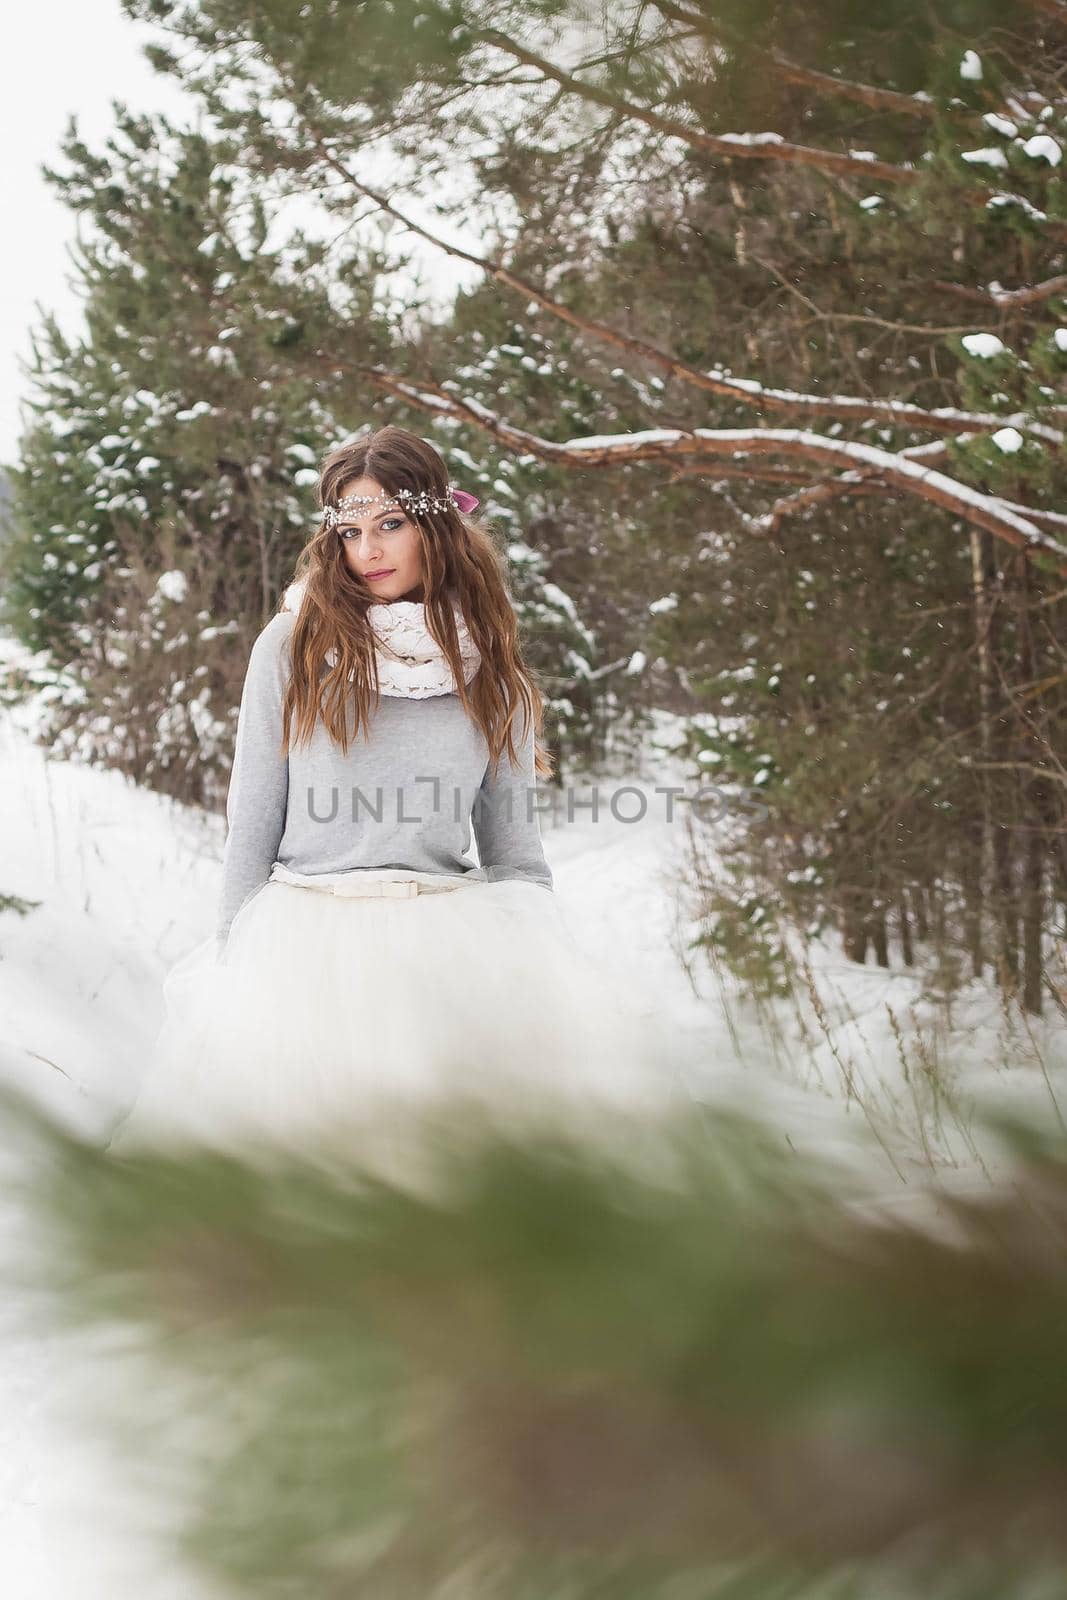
4, 628, 1064, 1185
3, 634, 1067, 1596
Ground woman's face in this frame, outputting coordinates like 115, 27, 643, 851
335, 475, 426, 603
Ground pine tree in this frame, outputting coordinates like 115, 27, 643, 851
109, 0, 1067, 1005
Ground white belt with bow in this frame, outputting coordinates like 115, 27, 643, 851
269, 863, 478, 899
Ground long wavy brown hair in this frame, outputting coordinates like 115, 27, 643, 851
276, 425, 554, 782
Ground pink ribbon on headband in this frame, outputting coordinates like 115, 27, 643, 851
451, 489, 480, 513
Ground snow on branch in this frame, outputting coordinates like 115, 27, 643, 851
754, 442, 950, 532
478, 27, 923, 187
932, 274, 1067, 309
685, 430, 1065, 565
755, 449, 1067, 539
687, 373, 1063, 446
309, 166, 1064, 448
474, 23, 1067, 244
365, 369, 1067, 575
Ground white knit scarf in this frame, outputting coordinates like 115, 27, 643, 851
282, 577, 482, 699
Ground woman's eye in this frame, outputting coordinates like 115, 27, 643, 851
340, 518, 404, 540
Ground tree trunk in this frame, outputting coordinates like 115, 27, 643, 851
843, 893, 869, 964
987, 549, 1019, 995
899, 894, 914, 967
1015, 551, 1046, 1017
869, 906, 889, 968
1021, 823, 1044, 1016
959, 820, 985, 979
993, 824, 1020, 992
967, 528, 996, 980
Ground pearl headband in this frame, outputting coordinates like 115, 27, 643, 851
323, 485, 480, 530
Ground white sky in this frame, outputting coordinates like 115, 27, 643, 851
0, 1, 198, 466
0, 1, 478, 471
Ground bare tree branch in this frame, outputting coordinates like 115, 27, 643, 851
751, 251, 1000, 336
685, 438, 1067, 539
961, 759, 1067, 788
356, 366, 1067, 574
1023, 0, 1067, 21
932, 275, 1067, 309
483, 9, 1067, 246
768, 51, 937, 121
667, 462, 840, 488
649, 0, 938, 119
302, 135, 1065, 447
731, 478, 1067, 542
755, 441, 949, 531
476, 26, 924, 187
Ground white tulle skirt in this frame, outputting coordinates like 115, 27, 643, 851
110, 871, 690, 1170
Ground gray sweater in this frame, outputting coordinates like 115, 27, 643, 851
218, 611, 554, 941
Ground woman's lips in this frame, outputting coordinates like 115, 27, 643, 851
366, 570, 396, 581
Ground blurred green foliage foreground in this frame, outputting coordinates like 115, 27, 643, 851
7, 1085, 1067, 1600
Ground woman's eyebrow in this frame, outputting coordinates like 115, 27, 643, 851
339, 508, 403, 527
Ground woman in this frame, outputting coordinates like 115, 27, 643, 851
111, 427, 684, 1162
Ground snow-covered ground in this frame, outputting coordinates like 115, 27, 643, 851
3, 652, 1067, 1595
